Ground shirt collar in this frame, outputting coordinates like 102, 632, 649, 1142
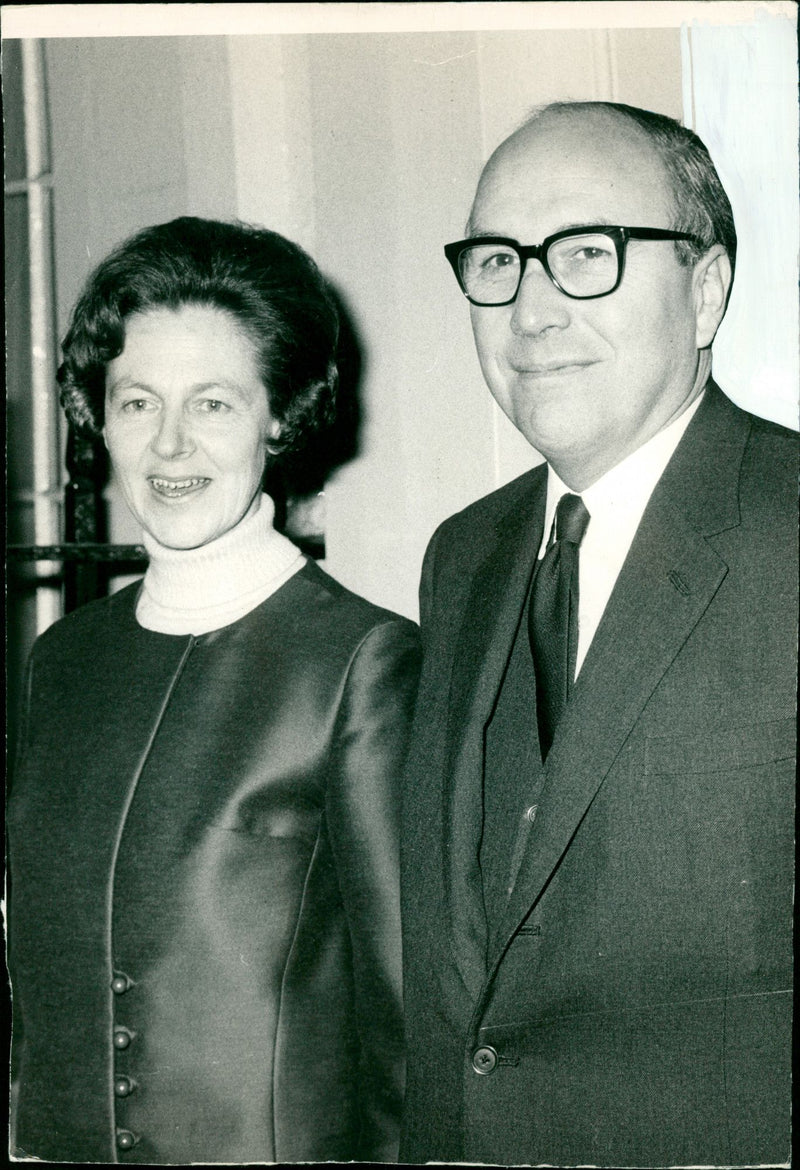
541, 390, 705, 551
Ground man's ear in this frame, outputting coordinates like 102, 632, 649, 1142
693, 245, 732, 349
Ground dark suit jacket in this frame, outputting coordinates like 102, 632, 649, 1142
400, 384, 796, 1167
8, 560, 421, 1164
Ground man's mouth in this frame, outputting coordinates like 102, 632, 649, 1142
148, 476, 210, 499
511, 359, 596, 375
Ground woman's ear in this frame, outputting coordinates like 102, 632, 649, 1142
265, 418, 282, 451
693, 245, 733, 350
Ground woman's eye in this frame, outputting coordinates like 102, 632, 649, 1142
121, 398, 156, 413
196, 398, 230, 414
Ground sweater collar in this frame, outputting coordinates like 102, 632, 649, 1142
137, 493, 304, 635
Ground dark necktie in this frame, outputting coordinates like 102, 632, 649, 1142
528, 493, 591, 759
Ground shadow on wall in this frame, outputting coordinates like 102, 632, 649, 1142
266, 282, 364, 558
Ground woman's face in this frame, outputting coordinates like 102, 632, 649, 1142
104, 303, 279, 550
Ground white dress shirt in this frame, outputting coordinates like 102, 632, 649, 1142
539, 393, 704, 676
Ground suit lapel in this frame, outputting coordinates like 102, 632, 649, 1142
489, 385, 750, 967
443, 468, 546, 996
448, 484, 546, 742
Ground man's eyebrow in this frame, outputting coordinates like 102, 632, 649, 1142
463, 229, 513, 239
462, 218, 619, 241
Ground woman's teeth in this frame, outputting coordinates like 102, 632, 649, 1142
149, 476, 208, 496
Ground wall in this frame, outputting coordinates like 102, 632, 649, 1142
684, 14, 799, 429
46, 36, 240, 557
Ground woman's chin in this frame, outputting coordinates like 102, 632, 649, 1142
141, 517, 223, 551
135, 488, 261, 552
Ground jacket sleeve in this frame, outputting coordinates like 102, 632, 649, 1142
9, 646, 36, 1135
325, 617, 422, 1162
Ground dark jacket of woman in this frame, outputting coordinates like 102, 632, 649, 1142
8, 560, 421, 1164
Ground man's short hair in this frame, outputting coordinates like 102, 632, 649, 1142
527, 101, 737, 278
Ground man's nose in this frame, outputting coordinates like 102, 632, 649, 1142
150, 408, 194, 459
510, 261, 571, 336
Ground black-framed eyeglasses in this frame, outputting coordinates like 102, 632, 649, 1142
444, 225, 703, 305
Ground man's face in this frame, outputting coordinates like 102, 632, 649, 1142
468, 111, 710, 489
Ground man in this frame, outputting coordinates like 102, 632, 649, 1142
400, 102, 796, 1168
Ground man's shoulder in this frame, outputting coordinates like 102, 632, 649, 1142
709, 384, 797, 459
715, 387, 798, 494
418, 464, 546, 631
433, 462, 547, 547
738, 407, 798, 524
661, 385, 797, 530
743, 406, 798, 460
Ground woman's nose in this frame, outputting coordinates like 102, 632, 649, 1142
150, 409, 193, 459
510, 260, 572, 337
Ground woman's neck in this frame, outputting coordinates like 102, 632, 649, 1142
136, 493, 304, 635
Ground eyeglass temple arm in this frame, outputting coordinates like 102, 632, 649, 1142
624, 227, 700, 242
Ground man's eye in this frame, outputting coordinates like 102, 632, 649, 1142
482, 251, 517, 270
569, 245, 611, 262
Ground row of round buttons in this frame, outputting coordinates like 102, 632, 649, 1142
112, 974, 139, 1152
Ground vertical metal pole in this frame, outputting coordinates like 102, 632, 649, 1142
21, 38, 62, 634
64, 431, 107, 613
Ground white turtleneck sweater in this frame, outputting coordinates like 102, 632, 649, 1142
136, 493, 305, 636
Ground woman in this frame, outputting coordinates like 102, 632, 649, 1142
8, 217, 420, 1164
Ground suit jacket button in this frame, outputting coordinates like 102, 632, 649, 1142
472, 1045, 498, 1074
113, 1028, 133, 1050
116, 1129, 137, 1151
111, 974, 131, 994
115, 1075, 135, 1097
524, 803, 538, 823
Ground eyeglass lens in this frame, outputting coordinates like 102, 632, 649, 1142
458, 232, 620, 303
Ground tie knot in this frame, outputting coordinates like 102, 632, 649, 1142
555, 493, 590, 546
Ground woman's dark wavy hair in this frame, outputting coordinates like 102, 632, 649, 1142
531, 101, 737, 278
57, 216, 340, 462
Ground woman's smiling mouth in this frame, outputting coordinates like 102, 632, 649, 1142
148, 475, 210, 499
